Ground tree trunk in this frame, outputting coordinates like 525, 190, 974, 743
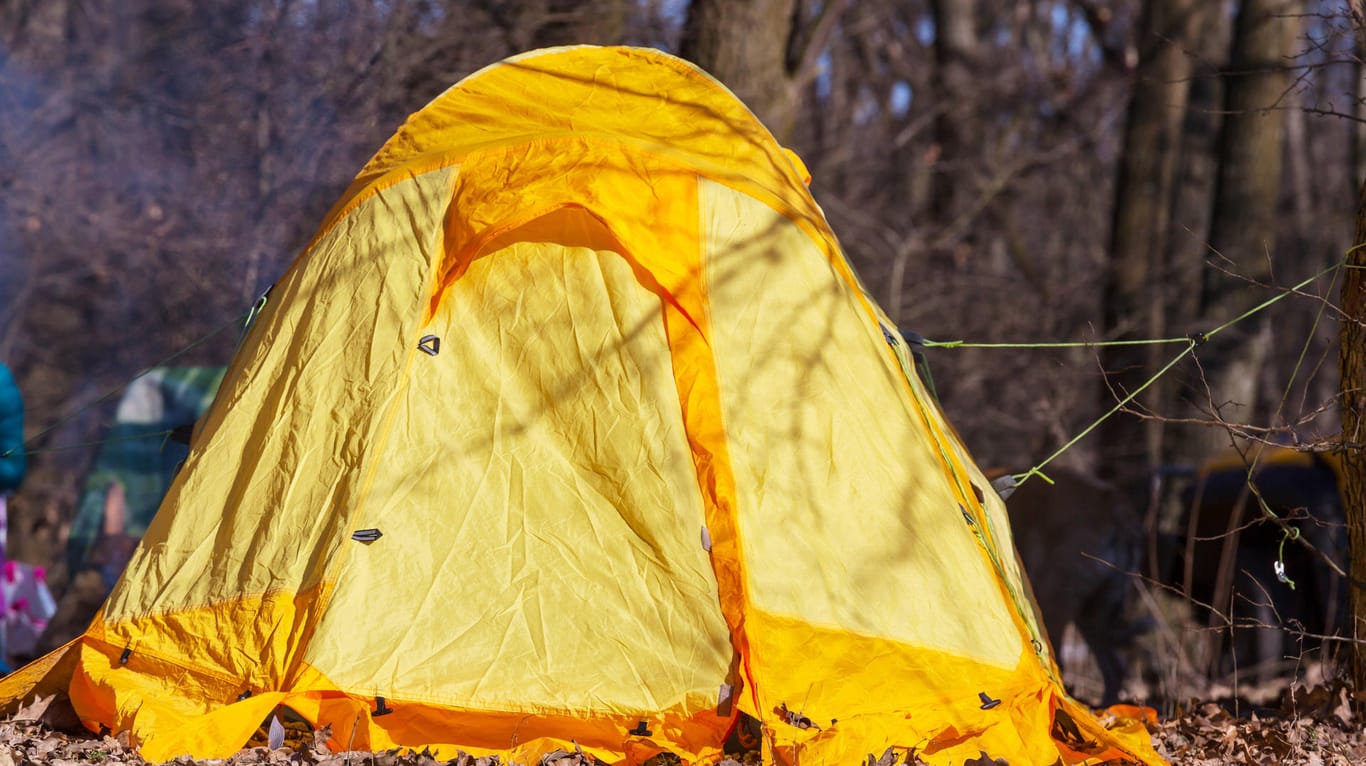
1157, 4, 1233, 483
1344, 173, 1366, 695
679, 0, 799, 141
926, 0, 978, 235
1097, 0, 1205, 483
1168, 6, 1233, 331
1354, 6, 1366, 185
1193, 0, 1301, 452
1206, 0, 1298, 278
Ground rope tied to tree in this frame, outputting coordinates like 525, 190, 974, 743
912, 260, 1344, 489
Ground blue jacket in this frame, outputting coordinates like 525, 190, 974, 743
0, 363, 25, 492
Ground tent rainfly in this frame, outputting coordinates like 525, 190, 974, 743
0, 46, 1162, 766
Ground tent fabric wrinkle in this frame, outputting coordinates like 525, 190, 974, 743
0, 45, 1162, 766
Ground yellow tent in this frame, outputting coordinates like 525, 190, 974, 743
0, 46, 1161, 766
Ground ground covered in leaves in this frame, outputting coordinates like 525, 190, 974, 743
4, 685, 1366, 766
1146, 680, 1366, 765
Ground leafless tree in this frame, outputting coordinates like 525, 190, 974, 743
1098, 0, 1207, 482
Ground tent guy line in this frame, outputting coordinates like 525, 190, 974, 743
919, 258, 1344, 352
922, 259, 1345, 489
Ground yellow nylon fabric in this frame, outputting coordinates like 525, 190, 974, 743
105, 166, 457, 621
306, 207, 734, 715
701, 179, 1023, 664
321, 48, 817, 254
0, 46, 1163, 766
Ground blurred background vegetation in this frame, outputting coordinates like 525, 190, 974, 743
0, 0, 1360, 621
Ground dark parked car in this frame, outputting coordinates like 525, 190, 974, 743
1172, 447, 1346, 680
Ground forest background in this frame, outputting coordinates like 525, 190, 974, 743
2, 0, 1365, 692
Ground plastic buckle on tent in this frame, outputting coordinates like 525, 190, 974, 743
119, 646, 132, 665
373, 697, 394, 717
418, 335, 441, 356
880, 325, 900, 348
352, 528, 383, 543
238, 689, 253, 701
990, 474, 1019, 501
717, 683, 734, 716
628, 721, 652, 737
776, 703, 818, 730
978, 692, 1002, 710
970, 484, 985, 504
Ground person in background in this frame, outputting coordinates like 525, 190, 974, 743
0, 363, 25, 673
0, 362, 22, 528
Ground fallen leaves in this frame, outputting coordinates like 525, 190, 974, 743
2, 689, 1366, 765
1152, 680, 1366, 765
0, 724, 131, 766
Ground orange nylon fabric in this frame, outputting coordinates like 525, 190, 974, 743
0, 46, 1163, 766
